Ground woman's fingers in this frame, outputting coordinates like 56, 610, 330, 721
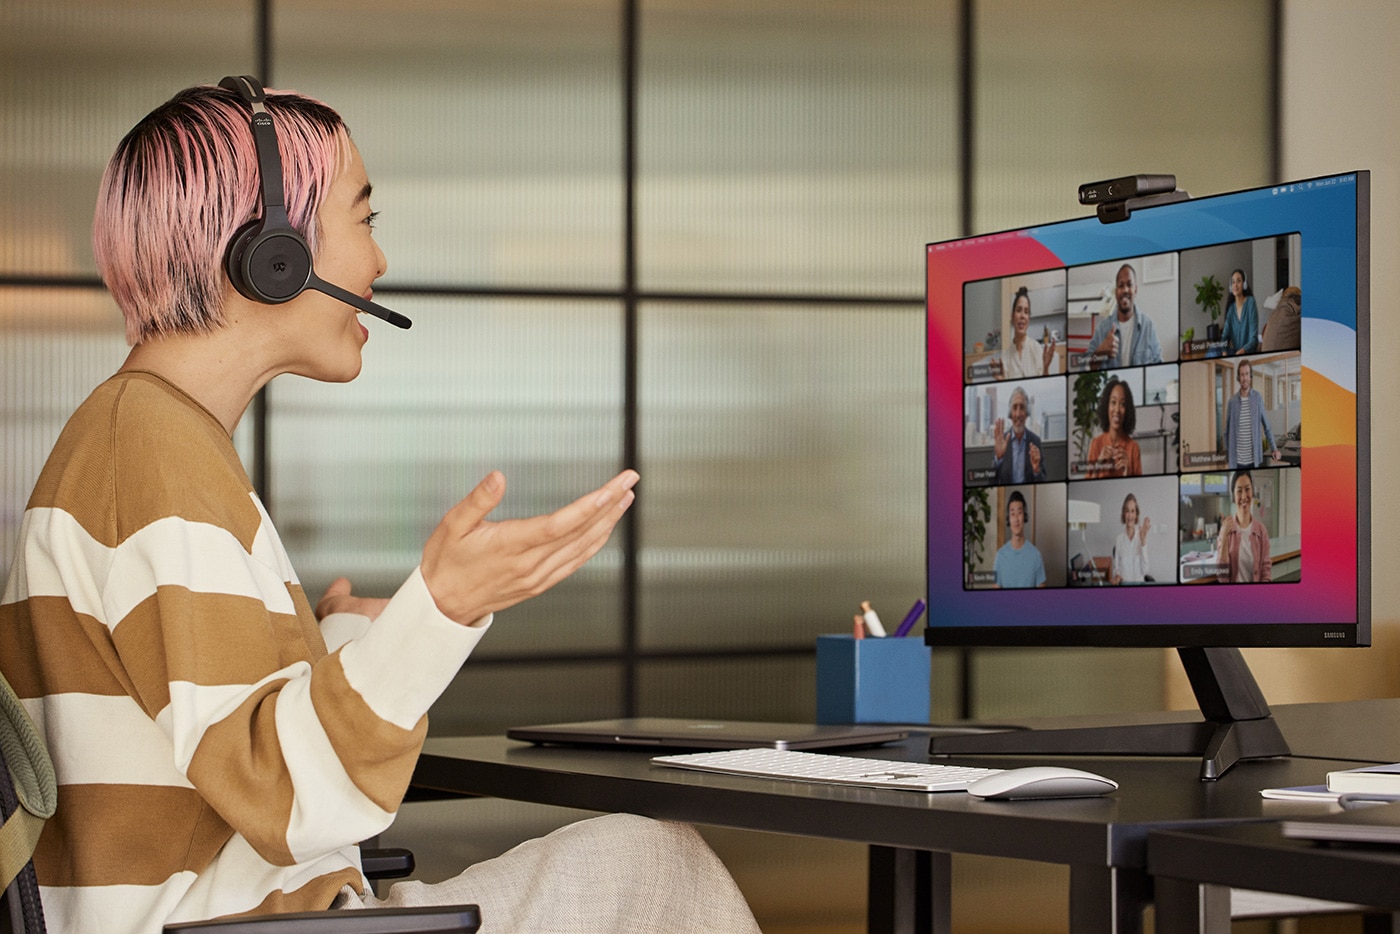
422, 471, 639, 624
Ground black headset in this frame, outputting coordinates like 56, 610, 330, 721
218, 75, 410, 329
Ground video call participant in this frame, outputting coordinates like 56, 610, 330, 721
1222, 268, 1259, 355
0, 81, 759, 933
1088, 264, 1163, 368
1085, 378, 1142, 478
999, 286, 1058, 379
1224, 359, 1279, 468
994, 490, 1047, 588
991, 386, 1047, 484
1110, 493, 1151, 584
1215, 469, 1272, 582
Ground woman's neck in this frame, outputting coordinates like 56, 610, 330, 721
118, 310, 278, 435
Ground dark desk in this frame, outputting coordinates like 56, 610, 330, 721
413, 699, 1398, 934
1149, 823, 1400, 933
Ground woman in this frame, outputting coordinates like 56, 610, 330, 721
999, 286, 1057, 379
0, 81, 758, 933
1085, 378, 1142, 477
1215, 469, 1273, 582
1221, 268, 1259, 355
1111, 493, 1151, 584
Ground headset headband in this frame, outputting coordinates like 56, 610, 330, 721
219, 76, 289, 215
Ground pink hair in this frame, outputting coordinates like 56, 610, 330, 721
93, 84, 350, 345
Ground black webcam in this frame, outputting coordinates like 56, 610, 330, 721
1078, 174, 1179, 205
1079, 173, 1189, 223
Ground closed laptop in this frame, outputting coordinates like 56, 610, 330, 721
506, 717, 909, 751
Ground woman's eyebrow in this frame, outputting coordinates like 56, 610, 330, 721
353, 182, 373, 207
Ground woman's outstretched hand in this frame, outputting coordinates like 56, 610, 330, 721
421, 469, 639, 625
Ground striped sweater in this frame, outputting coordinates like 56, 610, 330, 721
0, 371, 486, 933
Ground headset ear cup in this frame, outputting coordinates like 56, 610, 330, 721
224, 221, 260, 300
240, 226, 313, 304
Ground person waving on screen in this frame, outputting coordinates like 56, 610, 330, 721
991, 385, 1047, 483
1110, 493, 1151, 584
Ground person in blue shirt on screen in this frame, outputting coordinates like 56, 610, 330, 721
1221, 268, 1260, 355
993, 491, 1047, 588
1088, 264, 1162, 368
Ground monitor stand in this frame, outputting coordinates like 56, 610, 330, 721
927, 646, 1290, 780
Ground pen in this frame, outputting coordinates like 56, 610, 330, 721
893, 598, 927, 638
859, 601, 886, 637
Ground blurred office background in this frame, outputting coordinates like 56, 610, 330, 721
3, 1, 1396, 931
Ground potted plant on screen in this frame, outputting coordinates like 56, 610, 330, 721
1071, 370, 1108, 469
963, 487, 992, 586
1194, 273, 1225, 343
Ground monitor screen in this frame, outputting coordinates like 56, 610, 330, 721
925, 172, 1370, 648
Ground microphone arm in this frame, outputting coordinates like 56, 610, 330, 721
306, 273, 413, 329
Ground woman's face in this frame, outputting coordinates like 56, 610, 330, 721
1231, 271, 1245, 297
272, 141, 389, 383
1233, 475, 1254, 518
1123, 499, 1138, 527
1107, 384, 1128, 433
1012, 296, 1030, 334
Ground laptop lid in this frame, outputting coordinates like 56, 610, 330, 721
506, 717, 910, 751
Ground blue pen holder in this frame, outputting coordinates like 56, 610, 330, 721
815, 634, 931, 725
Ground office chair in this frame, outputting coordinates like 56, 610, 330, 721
0, 706, 480, 934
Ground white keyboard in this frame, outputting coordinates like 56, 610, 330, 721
652, 747, 1004, 792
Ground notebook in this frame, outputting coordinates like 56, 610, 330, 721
506, 717, 910, 751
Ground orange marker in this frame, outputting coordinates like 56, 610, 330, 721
859, 600, 887, 637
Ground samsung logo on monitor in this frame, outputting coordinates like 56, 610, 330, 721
1323, 632, 1348, 639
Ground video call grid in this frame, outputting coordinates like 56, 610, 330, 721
958, 242, 1303, 590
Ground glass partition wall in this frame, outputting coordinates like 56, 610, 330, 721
1, 0, 1274, 735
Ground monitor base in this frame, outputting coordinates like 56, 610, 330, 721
928, 647, 1291, 780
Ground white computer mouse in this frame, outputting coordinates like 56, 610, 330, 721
966, 766, 1118, 800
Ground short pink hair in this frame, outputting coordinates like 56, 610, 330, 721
93, 84, 350, 345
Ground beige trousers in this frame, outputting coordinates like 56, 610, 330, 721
337, 813, 761, 933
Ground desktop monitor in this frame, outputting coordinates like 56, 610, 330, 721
924, 171, 1370, 778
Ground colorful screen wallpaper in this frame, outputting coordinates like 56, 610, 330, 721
926, 172, 1366, 643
